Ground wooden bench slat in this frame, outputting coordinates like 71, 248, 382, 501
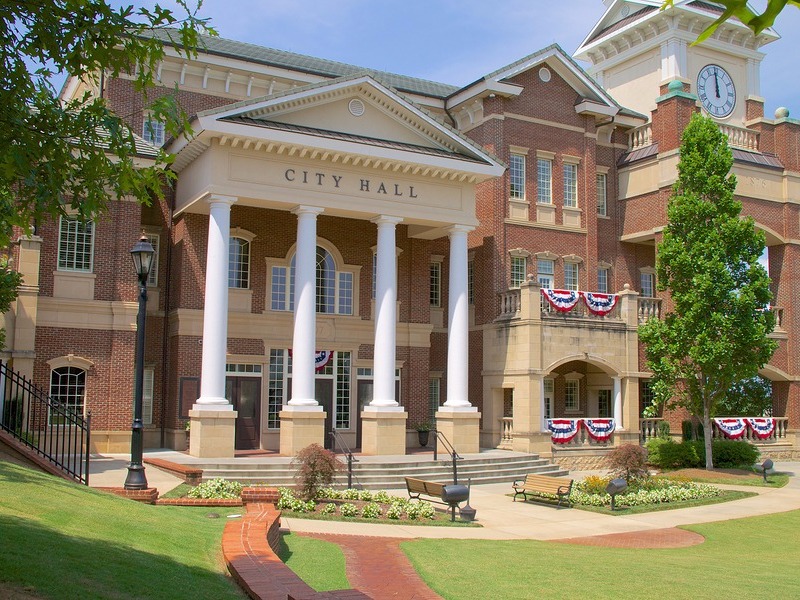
512, 473, 573, 508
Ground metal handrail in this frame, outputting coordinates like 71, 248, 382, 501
432, 429, 463, 484
0, 361, 91, 484
328, 430, 359, 489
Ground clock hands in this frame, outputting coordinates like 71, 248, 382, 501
714, 67, 720, 99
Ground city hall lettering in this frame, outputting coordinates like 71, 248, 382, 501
284, 168, 418, 198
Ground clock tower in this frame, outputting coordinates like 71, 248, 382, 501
574, 0, 779, 124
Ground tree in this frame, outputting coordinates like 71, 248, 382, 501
0, 1, 214, 337
639, 114, 777, 470
661, 0, 799, 43
718, 375, 773, 417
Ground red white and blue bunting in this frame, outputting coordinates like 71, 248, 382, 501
584, 418, 616, 442
288, 349, 334, 372
541, 289, 581, 312
581, 292, 619, 316
546, 419, 581, 444
713, 418, 747, 439
746, 417, 775, 440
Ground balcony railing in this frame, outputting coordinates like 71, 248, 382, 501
628, 124, 653, 150
712, 416, 789, 443
718, 123, 759, 152
499, 417, 514, 448
640, 418, 667, 443
638, 297, 662, 323
498, 289, 521, 318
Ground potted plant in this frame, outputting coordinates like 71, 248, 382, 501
416, 422, 434, 447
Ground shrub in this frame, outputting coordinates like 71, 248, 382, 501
340, 503, 358, 517
608, 444, 649, 483
657, 420, 672, 439
342, 488, 360, 500
386, 504, 403, 520
290, 498, 316, 513
711, 440, 759, 468
276, 487, 296, 509
357, 490, 373, 501
579, 475, 612, 495
645, 438, 670, 465
187, 478, 242, 499
361, 503, 382, 519
292, 443, 344, 500
648, 439, 703, 469
322, 502, 337, 514
373, 491, 392, 503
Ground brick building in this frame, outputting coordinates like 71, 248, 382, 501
3, 0, 798, 458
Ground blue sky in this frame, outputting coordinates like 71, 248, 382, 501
168, 0, 800, 118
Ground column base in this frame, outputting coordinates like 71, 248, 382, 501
511, 431, 552, 455
360, 409, 408, 455
279, 409, 326, 456
435, 409, 481, 454
188, 409, 237, 458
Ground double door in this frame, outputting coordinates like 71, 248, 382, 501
225, 377, 261, 450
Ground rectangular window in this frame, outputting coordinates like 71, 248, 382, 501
229, 238, 250, 289
335, 352, 351, 429
142, 117, 165, 146
468, 259, 474, 305
641, 380, 656, 417
429, 378, 441, 422
597, 173, 608, 216
598, 389, 612, 418
267, 349, 285, 428
537, 259, 554, 289
537, 158, 552, 204
58, 216, 94, 272
271, 266, 287, 310
565, 380, 580, 412
511, 256, 526, 288
564, 263, 579, 292
641, 272, 655, 297
597, 268, 609, 294
338, 272, 353, 315
544, 378, 554, 419
143, 368, 154, 425
563, 163, 578, 207
145, 233, 160, 287
430, 261, 442, 307
509, 153, 526, 199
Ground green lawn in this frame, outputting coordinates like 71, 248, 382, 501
0, 460, 245, 600
402, 509, 800, 600
277, 532, 350, 591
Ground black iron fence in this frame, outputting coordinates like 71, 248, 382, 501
0, 361, 91, 484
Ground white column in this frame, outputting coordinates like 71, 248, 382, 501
370, 215, 403, 408
443, 225, 475, 411
288, 205, 324, 408
196, 194, 237, 408
613, 376, 623, 429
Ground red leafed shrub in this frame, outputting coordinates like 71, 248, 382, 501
292, 443, 344, 500
608, 444, 649, 483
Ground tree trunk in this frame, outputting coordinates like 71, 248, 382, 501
703, 402, 714, 470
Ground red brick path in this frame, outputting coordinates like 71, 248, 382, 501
552, 527, 705, 548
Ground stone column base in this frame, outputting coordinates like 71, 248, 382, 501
511, 431, 552, 455
189, 409, 237, 458
360, 408, 408, 455
279, 409, 326, 456
435, 409, 481, 454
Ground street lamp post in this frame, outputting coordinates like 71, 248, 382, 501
124, 233, 155, 490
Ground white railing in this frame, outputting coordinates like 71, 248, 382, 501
640, 418, 667, 443
772, 306, 784, 330
719, 123, 759, 152
500, 417, 514, 445
638, 297, 662, 323
712, 416, 789, 443
628, 123, 653, 150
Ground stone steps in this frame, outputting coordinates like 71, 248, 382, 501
195, 452, 568, 489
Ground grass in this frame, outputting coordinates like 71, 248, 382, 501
277, 532, 349, 591
401, 509, 800, 600
0, 460, 245, 600
159, 482, 194, 499
571, 489, 756, 515
659, 468, 790, 488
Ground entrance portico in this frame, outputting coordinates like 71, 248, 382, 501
172, 75, 504, 458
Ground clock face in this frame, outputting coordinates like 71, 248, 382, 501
696, 64, 736, 118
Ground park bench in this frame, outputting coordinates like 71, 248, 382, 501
405, 477, 469, 506
512, 473, 574, 507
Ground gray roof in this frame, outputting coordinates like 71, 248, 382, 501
141, 29, 459, 99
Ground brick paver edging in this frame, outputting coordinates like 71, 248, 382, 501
156, 497, 243, 506
222, 503, 369, 599
553, 527, 705, 548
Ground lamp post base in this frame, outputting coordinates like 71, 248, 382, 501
124, 464, 148, 490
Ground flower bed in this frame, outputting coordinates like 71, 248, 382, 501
570, 475, 723, 508
276, 487, 443, 522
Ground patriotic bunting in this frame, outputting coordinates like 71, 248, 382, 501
713, 418, 747, 439
541, 289, 581, 312
581, 292, 619, 316
288, 349, 335, 372
546, 419, 581, 444
584, 418, 616, 442
746, 417, 775, 440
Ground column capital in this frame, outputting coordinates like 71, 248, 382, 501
371, 215, 403, 226
292, 205, 324, 217
206, 194, 238, 207
447, 224, 474, 236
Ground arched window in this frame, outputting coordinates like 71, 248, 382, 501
270, 244, 354, 315
229, 237, 250, 289
49, 366, 86, 423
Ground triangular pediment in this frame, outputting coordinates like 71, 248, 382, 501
173, 73, 503, 176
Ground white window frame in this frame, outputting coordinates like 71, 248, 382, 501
563, 163, 578, 208
640, 269, 656, 298
509, 153, 526, 200
597, 172, 608, 216
48, 365, 87, 424
429, 376, 441, 422
57, 215, 94, 273
537, 258, 554, 289
142, 115, 165, 146
564, 379, 580, 413
144, 232, 160, 287
537, 157, 552, 204
598, 388, 612, 418
597, 267, 609, 294
229, 235, 251, 290
564, 262, 579, 292
430, 259, 442, 307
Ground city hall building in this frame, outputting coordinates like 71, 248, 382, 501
3, 0, 799, 459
